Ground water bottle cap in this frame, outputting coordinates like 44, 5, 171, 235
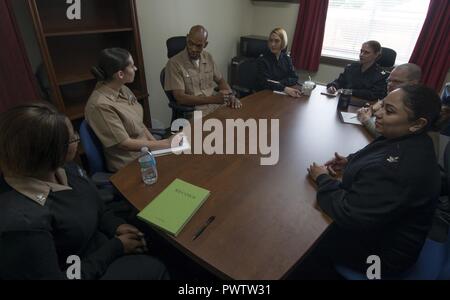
141, 147, 149, 153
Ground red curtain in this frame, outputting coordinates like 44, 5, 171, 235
409, 0, 450, 92
0, 0, 39, 113
291, 0, 329, 72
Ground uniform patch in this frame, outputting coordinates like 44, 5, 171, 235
387, 156, 399, 163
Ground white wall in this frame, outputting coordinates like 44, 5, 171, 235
250, 1, 299, 46
136, 0, 252, 128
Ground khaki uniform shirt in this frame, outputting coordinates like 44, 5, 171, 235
164, 49, 224, 116
85, 83, 145, 172
4, 168, 71, 206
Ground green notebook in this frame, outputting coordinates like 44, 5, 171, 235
137, 179, 210, 236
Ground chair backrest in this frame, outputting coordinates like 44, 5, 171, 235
79, 120, 107, 175
401, 235, 448, 279
231, 57, 259, 95
378, 47, 397, 68
166, 36, 187, 59
240, 36, 269, 58
336, 235, 448, 280
160, 67, 177, 106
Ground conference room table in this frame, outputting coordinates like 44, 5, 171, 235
110, 85, 373, 280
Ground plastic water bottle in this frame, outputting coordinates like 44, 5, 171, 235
138, 147, 158, 185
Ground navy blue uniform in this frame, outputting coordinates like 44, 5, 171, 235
316, 133, 440, 274
257, 50, 299, 92
327, 63, 388, 101
0, 163, 168, 280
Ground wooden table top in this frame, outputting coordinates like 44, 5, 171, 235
110, 85, 372, 280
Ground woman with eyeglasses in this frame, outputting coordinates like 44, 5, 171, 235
0, 103, 169, 280
327, 40, 388, 101
303, 85, 449, 278
86, 48, 181, 173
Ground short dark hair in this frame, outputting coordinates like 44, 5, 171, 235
364, 40, 382, 54
0, 103, 69, 176
91, 48, 131, 81
400, 84, 447, 132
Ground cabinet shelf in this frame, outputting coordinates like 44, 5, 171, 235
28, 0, 151, 127
58, 74, 95, 86
45, 27, 133, 37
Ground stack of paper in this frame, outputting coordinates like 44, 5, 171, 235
339, 112, 362, 126
152, 135, 190, 157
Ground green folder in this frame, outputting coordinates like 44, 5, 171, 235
137, 179, 210, 236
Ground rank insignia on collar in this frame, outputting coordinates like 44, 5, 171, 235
77, 167, 88, 179
36, 194, 46, 204
387, 156, 399, 163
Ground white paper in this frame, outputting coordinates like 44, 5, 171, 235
152, 135, 191, 157
340, 112, 362, 126
273, 91, 288, 96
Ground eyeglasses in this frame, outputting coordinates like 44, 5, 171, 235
68, 132, 80, 144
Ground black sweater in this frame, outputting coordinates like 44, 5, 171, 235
327, 63, 388, 101
316, 133, 440, 273
0, 163, 125, 280
257, 50, 299, 92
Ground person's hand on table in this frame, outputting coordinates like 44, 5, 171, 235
284, 86, 302, 98
169, 133, 184, 147
327, 86, 337, 94
308, 163, 330, 182
227, 96, 242, 109
324, 152, 348, 177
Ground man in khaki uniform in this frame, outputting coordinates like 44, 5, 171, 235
165, 25, 241, 117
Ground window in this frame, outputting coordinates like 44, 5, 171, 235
322, 0, 429, 64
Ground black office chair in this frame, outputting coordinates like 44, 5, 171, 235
231, 37, 269, 97
378, 47, 397, 70
160, 67, 194, 122
231, 58, 259, 97
162, 36, 194, 123
167, 36, 187, 59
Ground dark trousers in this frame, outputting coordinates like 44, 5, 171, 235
101, 255, 170, 280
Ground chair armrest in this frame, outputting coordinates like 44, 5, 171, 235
149, 128, 168, 139
169, 102, 195, 112
232, 85, 251, 94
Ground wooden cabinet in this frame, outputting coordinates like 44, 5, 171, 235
27, 0, 151, 126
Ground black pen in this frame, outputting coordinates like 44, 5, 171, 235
192, 216, 215, 241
